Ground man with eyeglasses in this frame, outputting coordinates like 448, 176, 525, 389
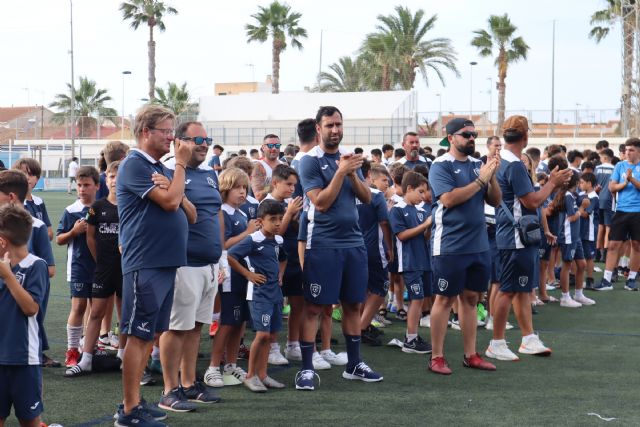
428, 118, 501, 375
397, 132, 430, 170
251, 134, 286, 201
115, 105, 195, 427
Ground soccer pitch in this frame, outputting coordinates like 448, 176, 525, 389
30, 192, 640, 427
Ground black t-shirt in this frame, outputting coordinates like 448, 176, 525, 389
86, 198, 121, 271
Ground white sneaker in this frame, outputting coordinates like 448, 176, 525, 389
222, 364, 245, 386
477, 318, 486, 327
375, 313, 392, 326
312, 351, 331, 370
108, 331, 119, 349
204, 366, 224, 388
320, 349, 347, 366
519, 334, 552, 355
485, 317, 493, 330
505, 321, 514, 330
560, 297, 582, 308
268, 346, 289, 365
573, 294, 596, 306
284, 345, 302, 361
485, 339, 520, 361
419, 314, 431, 328
451, 319, 461, 330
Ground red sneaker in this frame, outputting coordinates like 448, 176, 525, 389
428, 356, 452, 375
65, 348, 80, 368
463, 353, 496, 371
209, 320, 219, 337
237, 343, 250, 360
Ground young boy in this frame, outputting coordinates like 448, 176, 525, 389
0, 204, 49, 427
579, 172, 600, 289
389, 171, 432, 354
65, 161, 124, 376
595, 148, 615, 263
227, 199, 287, 392
13, 158, 53, 240
56, 166, 99, 367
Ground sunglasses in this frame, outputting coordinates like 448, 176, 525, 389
180, 136, 213, 146
454, 131, 478, 139
266, 143, 281, 149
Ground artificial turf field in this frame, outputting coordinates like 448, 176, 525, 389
10, 191, 640, 426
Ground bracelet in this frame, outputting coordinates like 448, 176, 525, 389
175, 163, 186, 171
475, 178, 486, 189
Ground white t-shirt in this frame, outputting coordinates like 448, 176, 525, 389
68, 160, 79, 178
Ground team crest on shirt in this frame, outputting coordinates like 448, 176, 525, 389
207, 176, 217, 189
417, 212, 424, 222
234, 307, 241, 321
274, 246, 280, 258
518, 276, 529, 287
473, 168, 480, 177
261, 314, 271, 327
310, 283, 321, 297
437, 278, 448, 292
15, 272, 25, 286
383, 280, 390, 292
248, 207, 256, 217
410, 283, 421, 295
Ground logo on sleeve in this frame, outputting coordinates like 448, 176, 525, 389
207, 176, 217, 188
437, 278, 448, 292
310, 283, 322, 297
473, 168, 480, 177
518, 276, 529, 287
261, 314, 271, 327
15, 272, 25, 286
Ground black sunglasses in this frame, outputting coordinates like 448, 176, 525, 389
454, 131, 478, 139
180, 136, 213, 146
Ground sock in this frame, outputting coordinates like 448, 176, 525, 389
67, 325, 83, 349
490, 338, 505, 346
604, 270, 613, 282
287, 340, 300, 349
300, 341, 314, 371
621, 256, 630, 268
78, 352, 93, 371
151, 345, 160, 361
117, 349, 124, 360
405, 333, 417, 342
212, 312, 220, 322
629, 271, 637, 280
344, 334, 361, 369
562, 292, 570, 299
575, 289, 584, 298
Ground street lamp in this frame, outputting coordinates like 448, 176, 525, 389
469, 61, 477, 119
487, 77, 493, 123
121, 71, 131, 139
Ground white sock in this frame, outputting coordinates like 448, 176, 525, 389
522, 334, 536, 342
575, 289, 584, 298
621, 256, 629, 268
287, 341, 299, 349
604, 270, 613, 281
212, 312, 220, 322
629, 271, 638, 280
491, 338, 505, 346
151, 345, 160, 361
67, 324, 83, 349
562, 292, 570, 299
405, 333, 417, 342
117, 349, 124, 360
78, 352, 93, 371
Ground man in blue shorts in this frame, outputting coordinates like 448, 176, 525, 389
296, 106, 382, 390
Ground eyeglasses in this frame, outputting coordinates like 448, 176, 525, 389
180, 136, 213, 146
266, 143, 281, 149
149, 127, 175, 136
454, 131, 478, 139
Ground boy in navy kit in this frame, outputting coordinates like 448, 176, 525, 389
579, 173, 600, 289
14, 158, 53, 240
56, 166, 99, 368
227, 199, 288, 392
389, 171, 432, 354
0, 204, 49, 427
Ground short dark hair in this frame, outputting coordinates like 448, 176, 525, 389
175, 121, 203, 140
106, 160, 121, 175
403, 131, 418, 142
271, 164, 298, 183
257, 198, 285, 219
547, 144, 563, 157
315, 106, 342, 124
214, 144, 224, 152
382, 144, 394, 153
413, 164, 429, 181
580, 161, 595, 172
567, 150, 584, 164
0, 170, 28, 203
525, 147, 541, 162
619, 144, 626, 153
238, 149, 247, 156
436, 148, 446, 157
250, 149, 259, 155
547, 155, 568, 172
297, 118, 317, 144
394, 148, 405, 158
369, 165, 390, 180
596, 140, 609, 150
354, 147, 363, 155
71, 157, 79, 162
360, 158, 372, 179
600, 148, 614, 160
370, 148, 382, 158
391, 164, 409, 185
263, 134, 279, 141
401, 171, 428, 194
487, 136, 500, 146
13, 157, 42, 179
625, 137, 640, 148
581, 172, 597, 186
76, 166, 100, 184
0, 203, 32, 246
587, 151, 600, 163
284, 145, 296, 156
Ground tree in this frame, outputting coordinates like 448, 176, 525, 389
471, 14, 529, 131
49, 76, 118, 138
361, 31, 401, 90
153, 81, 197, 121
120, 0, 177, 100
318, 56, 370, 92
246, 1, 307, 94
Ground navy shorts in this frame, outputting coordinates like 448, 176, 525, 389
121, 267, 177, 341
0, 365, 43, 421
422, 271, 433, 297
489, 239, 501, 283
560, 241, 584, 262
582, 240, 596, 260
499, 247, 537, 293
281, 271, 303, 297
432, 251, 490, 297
532, 251, 540, 289
248, 301, 282, 333
69, 281, 92, 298
368, 257, 390, 298
388, 245, 400, 274
92, 268, 123, 299
219, 287, 251, 327
402, 271, 424, 300
599, 208, 613, 226
303, 246, 368, 305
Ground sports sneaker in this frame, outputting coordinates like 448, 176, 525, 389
223, 364, 247, 386
284, 345, 302, 361
367, 324, 384, 337
65, 348, 80, 367
158, 387, 197, 412
320, 349, 348, 365
237, 343, 250, 359
419, 314, 431, 328
560, 296, 582, 308
396, 309, 408, 321
148, 359, 162, 374
183, 381, 221, 404
139, 398, 167, 421
594, 278, 613, 291
268, 345, 289, 365
209, 320, 219, 337
361, 327, 382, 346
98, 334, 110, 348
115, 405, 166, 427
370, 318, 385, 328
312, 351, 331, 370
485, 317, 493, 330
140, 368, 156, 386
108, 332, 120, 349
624, 279, 638, 291
450, 318, 461, 330
463, 353, 496, 371
428, 356, 452, 375
375, 313, 392, 326
574, 294, 596, 305
342, 362, 383, 382
519, 334, 552, 356
584, 278, 595, 290
204, 366, 224, 388
261, 376, 285, 389
402, 336, 432, 354
485, 339, 520, 361
64, 364, 90, 377
332, 307, 342, 322
244, 375, 267, 393
545, 283, 557, 291
477, 318, 486, 327
295, 369, 318, 390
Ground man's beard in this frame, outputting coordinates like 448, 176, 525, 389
323, 135, 342, 149
456, 141, 475, 156
410, 149, 419, 159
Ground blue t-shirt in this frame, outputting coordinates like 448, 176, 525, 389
222, 204, 249, 292
357, 189, 389, 266
397, 156, 429, 170
116, 149, 188, 274
390, 201, 428, 272
299, 146, 365, 249
240, 195, 259, 220
290, 151, 307, 200
298, 210, 308, 241
536, 159, 550, 175
24, 195, 51, 227
495, 149, 537, 250
57, 200, 95, 282
558, 191, 579, 244
610, 160, 640, 212
29, 217, 55, 267
208, 155, 221, 170
0, 254, 48, 365
96, 172, 109, 200
595, 163, 614, 210
581, 191, 599, 241
429, 153, 489, 255
261, 194, 301, 274
227, 231, 286, 304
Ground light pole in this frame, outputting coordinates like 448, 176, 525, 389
469, 61, 477, 119
69, 0, 76, 158
436, 93, 442, 136
487, 77, 493, 122
121, 71, 131, 139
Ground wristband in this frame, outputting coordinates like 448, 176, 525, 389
175, 163, 186, 171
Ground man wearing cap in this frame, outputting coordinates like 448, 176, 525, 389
397, 132, 430, 169
485, 115, 572, 362
427, 118, 501, 375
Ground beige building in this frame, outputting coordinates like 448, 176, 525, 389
214, 75, 273, 96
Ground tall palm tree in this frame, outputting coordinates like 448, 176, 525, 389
471, 14, 529, 131
153, 81, 197, 121
245, 1, 307, 94
120, 0, 177, 100
361, 31, 400, 91
49, 76, 118, 138
318, 56, 369, 92
364, 6, 459, 91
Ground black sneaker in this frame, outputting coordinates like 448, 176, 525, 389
183, 381, 222, 404
366, 324, 384, 337
140, 368, 156, 386
624, 278, 638, 291
611, 271, 619, 283
361, 328, 382, 346
396, 309, 408, 321
114, 400, 167, 422
158, 387, 197, 412
402, 336, 432, 354
115, 405, 166, 427
584, 278, 595, 290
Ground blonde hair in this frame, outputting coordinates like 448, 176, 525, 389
218, 167, 250, 201
103, 140, 130, 164
133, 104, 175, 138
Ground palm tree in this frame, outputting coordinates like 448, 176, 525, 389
153, 81, 197, 121
245, 1, 307, 94
318, 56, 370, 92
120, 0, 177, 100
361, 31, 400, 91
364, 6, 459, 91
471, 14, 529, 131
589, 0, 634, 134
49, 76, 118, 138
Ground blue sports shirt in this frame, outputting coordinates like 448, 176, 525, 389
357, 189, 389, 266
610, 161, 640, 212
389, 200, 428, 272
56, 200, 95, 282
